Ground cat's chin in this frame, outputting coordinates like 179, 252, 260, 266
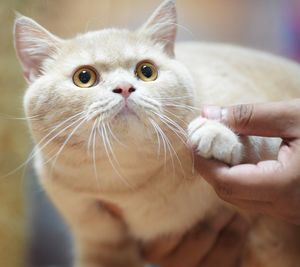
120, 105, 137, 116
114, 105, 141, 121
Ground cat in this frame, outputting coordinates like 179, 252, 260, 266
14, 0, 300, 266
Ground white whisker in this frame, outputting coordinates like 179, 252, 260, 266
164, 109, 188, 127
149, 118, 164, 161
49, 116, 87, 171
98, 121, 133, 188
162, 102, 201, 112
153, 95, 193, 101
0, 113, 42, 121
106, 123, 127, 147
1, 112, 85, 179
151, 111, 187, 142
88, 118, 98, 157
92, 118, 101, 188
152, 120, 176, 175
150, 112, 187, 177
103, 123, 121, 167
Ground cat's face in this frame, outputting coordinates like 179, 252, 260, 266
14, 0, 194, 169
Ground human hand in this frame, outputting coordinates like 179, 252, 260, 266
195, 99, 300, 224
143, 210, 249, 267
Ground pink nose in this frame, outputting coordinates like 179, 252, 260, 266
112, 83, 136, 98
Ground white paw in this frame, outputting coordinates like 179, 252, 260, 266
187, 117, 243, 165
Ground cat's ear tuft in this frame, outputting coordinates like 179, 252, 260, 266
13, 15, 62, 83
139, 0, 177, 57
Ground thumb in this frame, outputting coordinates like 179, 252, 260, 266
202, 99, 300, 138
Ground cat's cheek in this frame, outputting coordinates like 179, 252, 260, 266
23, 83, 43, 118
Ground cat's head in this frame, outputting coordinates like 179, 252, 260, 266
14, 0, 194, 159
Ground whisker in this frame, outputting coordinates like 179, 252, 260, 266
0, 112, 85, 179
98, 121, 133, 188
151, 111, 187, 140
88, 118, 98, 157
49, 116, 87, 172
155, 111, 196, 177
162, 102, 201, 112
149, 118, 164, 162
152, 120, 176, 175
153, 95, 193, 101
0, 113, 43, 121
103, 123, 121, 167
150, 112, 187, 177
106, 123, 127, 147
36, 115, 87, 168
164, 109, 188, 127
92, 118, 101, 188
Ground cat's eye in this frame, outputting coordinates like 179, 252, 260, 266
135, 61, 158, 82
73, 66, 98, 88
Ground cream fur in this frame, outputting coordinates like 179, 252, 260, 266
14, 0, 300, 266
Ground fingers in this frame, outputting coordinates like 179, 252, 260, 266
202, 99, 300, 138
194, 138, 300, 203
199, 214, 250, 267
194, 155, 284, 203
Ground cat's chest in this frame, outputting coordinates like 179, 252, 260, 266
39, 130, 224, 241
102, 171, 221, 241
43, 130, 195, 191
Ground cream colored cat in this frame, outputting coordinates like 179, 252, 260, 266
14, 0, 300, 266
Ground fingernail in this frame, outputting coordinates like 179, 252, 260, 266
220, 108, 228, 123
202, 106, 222, 121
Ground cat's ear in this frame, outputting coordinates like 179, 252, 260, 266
139, 0, 177, 57
13, 15, 62, 83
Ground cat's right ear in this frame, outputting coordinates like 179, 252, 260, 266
13, 15, 62, 83
139, 0, 177, 57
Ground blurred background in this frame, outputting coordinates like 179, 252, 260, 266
0, 0, 300, 266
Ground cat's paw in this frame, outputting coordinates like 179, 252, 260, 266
187, 117, 243, 165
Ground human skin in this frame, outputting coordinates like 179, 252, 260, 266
144, 99, 300, 266
197, 99, 300, 225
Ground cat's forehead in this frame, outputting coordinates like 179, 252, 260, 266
58, 29, 164, 71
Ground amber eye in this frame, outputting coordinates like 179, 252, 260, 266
135, 61, 158, 82
73, 67, 98, 88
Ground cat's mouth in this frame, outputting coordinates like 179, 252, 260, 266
115, 100, 140, 119
122, 105, 136, 115
86, 96, 158, 124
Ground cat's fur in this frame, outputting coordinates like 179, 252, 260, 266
14, 0, 300, 266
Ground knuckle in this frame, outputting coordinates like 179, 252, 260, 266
214, 180, 234, 199
231, 104, 254, 130
283, 117, 298, 137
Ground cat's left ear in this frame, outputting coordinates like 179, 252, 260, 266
13, 15, 62, 83
139, 0, 177, 57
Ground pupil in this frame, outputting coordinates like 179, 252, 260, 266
79, 70, 91, 83
141, 65, 153, 78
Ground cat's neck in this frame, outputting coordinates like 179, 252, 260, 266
38, 130, 195, 196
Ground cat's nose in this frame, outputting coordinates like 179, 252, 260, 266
112, 83, 136, 98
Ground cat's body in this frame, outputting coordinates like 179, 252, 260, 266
14, 1, 300, 266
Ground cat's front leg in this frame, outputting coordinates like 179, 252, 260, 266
187, 117, 280, 165
71, 204, 142, 267
188, 117, 244, 165
42, 179, 143, 267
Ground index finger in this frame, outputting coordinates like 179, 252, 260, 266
203, 99, 300, 138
